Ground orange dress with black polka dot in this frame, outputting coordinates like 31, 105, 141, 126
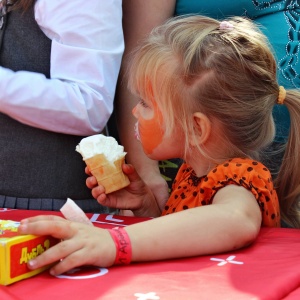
161, 158, 280, 227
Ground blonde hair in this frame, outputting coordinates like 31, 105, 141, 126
128, 15, 300, 228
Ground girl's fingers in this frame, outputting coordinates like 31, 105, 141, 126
85, 166, 92, 175
96, 193, 109, 205
86, 175, 98, 188
28, 239, 81, 274
20, 215, 64, 224
19, 218, 74, 240
91, 185, 106, 199
48, 248, 96, 276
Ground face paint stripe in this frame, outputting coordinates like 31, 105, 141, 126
139, 117, 164, 155
133, 99, 165, 155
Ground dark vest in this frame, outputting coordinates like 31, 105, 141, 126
0, 5, 93, 202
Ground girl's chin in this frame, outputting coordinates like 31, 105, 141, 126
142, 149, 166, 161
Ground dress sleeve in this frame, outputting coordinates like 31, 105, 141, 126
208, 159, 280, 227
0, 0, 124, 135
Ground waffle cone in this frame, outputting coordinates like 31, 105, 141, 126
85, 154, 130, 194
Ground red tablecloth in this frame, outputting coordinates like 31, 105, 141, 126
0, 208, 300, 300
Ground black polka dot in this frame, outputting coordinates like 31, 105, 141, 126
183, 205, 189, 210
201, 200, 206, 205
193, 191, 197, 197
200, 188, 205, 194
271, 213, 275, 219
223, 163, 229, 167
180, 193, 186, 199
236, 163, 242, 167
252, 161, 258, 165
212, 168, 217, 173
247, 167, 253, 172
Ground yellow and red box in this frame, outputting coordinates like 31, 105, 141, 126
0, 220, 59, 285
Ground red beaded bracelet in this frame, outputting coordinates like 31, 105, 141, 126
108, 227, 132, 265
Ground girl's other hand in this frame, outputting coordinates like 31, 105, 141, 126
86, 164, 161, 217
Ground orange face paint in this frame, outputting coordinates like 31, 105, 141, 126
138, 105, 164, 155
132, 100, 165, 156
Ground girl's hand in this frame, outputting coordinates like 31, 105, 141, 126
18, 215, 116, 276
86, 164, 161, 217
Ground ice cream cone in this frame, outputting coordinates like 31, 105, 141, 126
85, 153, 130, 194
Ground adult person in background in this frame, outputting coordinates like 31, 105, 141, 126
114, 0, 298, 219
0, 0, 124, 212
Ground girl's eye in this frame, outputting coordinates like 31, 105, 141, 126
139, 99, 149, 108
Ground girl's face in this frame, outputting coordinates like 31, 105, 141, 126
132, 96, 184, 160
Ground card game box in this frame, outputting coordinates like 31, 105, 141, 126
0, 220, 59, 285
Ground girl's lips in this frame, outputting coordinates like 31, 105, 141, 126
134, 122, 140, 141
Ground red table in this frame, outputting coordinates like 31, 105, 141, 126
1, 208, 300, 300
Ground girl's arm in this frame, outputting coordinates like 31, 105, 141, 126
0, 0, 124, 135
18, 185, 261, 275
129, 185, 262, 261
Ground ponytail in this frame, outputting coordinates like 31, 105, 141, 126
275, 90, 300, 228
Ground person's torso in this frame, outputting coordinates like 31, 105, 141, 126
0, 4, 92, 200
162, 158, 280, 227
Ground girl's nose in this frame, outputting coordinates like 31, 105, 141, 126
132, 105, 138, 118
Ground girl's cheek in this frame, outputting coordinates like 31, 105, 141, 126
132, 101, 164, 155
138, 111, 164, 155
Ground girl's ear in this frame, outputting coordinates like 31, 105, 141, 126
190, 112, 211, 146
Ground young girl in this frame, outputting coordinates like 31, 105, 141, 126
19, 15, 300, 276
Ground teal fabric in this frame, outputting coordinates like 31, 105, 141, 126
175, 0, 299, 143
